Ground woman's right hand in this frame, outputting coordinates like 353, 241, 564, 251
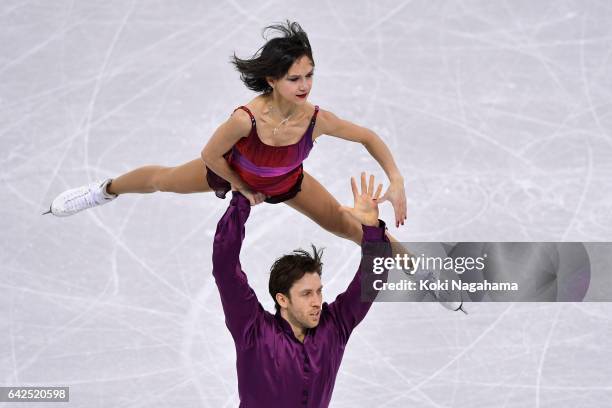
231, 184, 266, 206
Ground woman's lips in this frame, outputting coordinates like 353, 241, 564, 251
297, 93, 308, 99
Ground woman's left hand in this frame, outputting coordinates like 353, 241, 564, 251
378, 179, 407, 227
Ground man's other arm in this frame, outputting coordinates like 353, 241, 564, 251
328, 221, 390, 343
327, 172, 392, 343
212, 192, 261, 343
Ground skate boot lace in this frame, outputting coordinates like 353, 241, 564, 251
64, 185, 106, 212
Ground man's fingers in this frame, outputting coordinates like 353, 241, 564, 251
360, 172, 367, 195
374, 183, 383, 200
249, 192, 266, 206
350, 177, 359, 200
368, 174, 374, 196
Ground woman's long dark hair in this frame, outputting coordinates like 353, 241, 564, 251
230, 20, 314, 95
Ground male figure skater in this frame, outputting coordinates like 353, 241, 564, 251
212, 172, 391, 407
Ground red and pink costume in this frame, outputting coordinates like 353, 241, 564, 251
206, 105, 320, 204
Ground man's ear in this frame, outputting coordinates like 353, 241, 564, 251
276, 293, 289, 309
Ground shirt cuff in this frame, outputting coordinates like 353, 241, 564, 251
362, 220, 387, 242
230, 191, 251, 208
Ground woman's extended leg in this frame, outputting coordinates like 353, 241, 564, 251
286, 171, 407, 245
48, 158, 211, 217
285, 171, 386, 245
108, 158, 211, 195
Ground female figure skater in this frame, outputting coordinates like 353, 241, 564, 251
47, 21, 467, 313
47, 20, 407, 243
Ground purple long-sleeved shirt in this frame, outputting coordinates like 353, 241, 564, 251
212, 192, 390, 408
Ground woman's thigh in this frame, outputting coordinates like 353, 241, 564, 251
285, 171, 363, 244
156, 158, 212, 194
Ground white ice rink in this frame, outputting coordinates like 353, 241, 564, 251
2, 1, 612, 407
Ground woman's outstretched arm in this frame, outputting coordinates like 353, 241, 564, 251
317, 109, 407, 227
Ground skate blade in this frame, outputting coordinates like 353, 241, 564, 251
435, 288, 467, 314
456, 303, 468, 315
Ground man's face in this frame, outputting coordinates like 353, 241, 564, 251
285, 272, 323, 329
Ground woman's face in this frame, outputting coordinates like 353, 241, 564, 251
268, 55, 314, 104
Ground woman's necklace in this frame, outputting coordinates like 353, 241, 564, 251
267, 103, 297, 137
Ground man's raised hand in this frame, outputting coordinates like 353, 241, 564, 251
340, 172, 382, 227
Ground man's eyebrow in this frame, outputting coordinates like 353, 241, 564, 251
301, 286, 323, 293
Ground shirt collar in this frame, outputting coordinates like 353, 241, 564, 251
275, 310, 309, 341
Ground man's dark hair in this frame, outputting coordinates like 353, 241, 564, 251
230, 20, 314, 95
269, 245, 323, 312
